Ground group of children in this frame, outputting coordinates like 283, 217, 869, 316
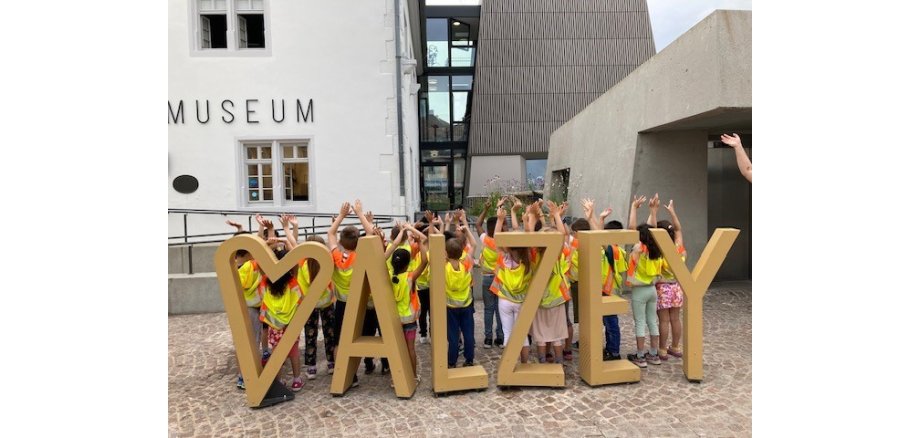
228, 193, 689, 392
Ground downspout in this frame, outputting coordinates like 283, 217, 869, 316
394, 0, 406, 199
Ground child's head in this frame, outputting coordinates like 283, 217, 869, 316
636, 224, 663, 260
390, 248, 411, 282
390, 226, 406, 245
340, 226, 359, 251
443, 230, 456, 241
604, 220, 624, 230
486, 217, 498, 237
570, 218, 590, 232
305, 235, 325, 281
269, 249, 294, 296
656, 220, 676, 242
235, 249, 252, 261
508, 247, 532, 273
446, 238, 464, 260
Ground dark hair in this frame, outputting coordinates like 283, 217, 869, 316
390, 248, 411, 283
509, 247, 531, 275
235, 249, 250, 258
604, 220, 624, 230
443, 230, 456, 240
657, 220, 676, 242
486, 217, 498, 237
534, 221, 543, 232
305, 235, 326, 282
446, 238, 464, 260
636, 224, 662, 260
571, 218, 590, 232
269, 249, 292, 296
340, 226, 359, 251
390, 226, 404, 242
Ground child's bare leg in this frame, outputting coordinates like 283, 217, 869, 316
636, 336, 645, 352
565, 324, 573, 351
290, 349, 301, 379
670, 307, 682, 350
552, 343, 563, 364
658, 308, 670, 352
537, 344, 547, 362
407, 342, 417, 377
261, 327, 269, 352
520, 346, 530, 363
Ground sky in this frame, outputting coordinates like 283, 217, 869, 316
426, 0, 753, 52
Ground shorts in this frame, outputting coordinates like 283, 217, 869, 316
403, 322, 418, 343
656, 282, 684, 310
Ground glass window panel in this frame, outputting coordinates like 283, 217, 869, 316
297, 145, 308, 158
262, 164, 272, 175
450, 47, 475, 67
249, 190, 259, 200
426, 76, 450, 142
262, 176, 272, 188
248, 177, 259, 189
263, 189, 273, 201
283, 163, 310, 201
526, 159, 547, 191
247, 164, 258, 175
422, 166, 449, 211
452, 91, 468, 122
246, 147, 258, 159
454, 158, 465, 189
215, 0, 226, 10
252, 0, 263, 9
452, 123, 467, 142
260, 146, 272, 159
283, 145, 294, 158
426, 19, 449, 67
451, 75, 473, 91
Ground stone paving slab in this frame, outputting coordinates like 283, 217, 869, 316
169, 282, 751, 437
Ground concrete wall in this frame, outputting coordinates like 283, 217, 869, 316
545, 10, 751, 267
168, 273, 223, 314
168, 0, 420, 239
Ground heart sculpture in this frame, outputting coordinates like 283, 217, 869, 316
213, 234, 332, 407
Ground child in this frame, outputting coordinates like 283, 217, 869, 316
529, 201, 572, 364
443, 229, 478, 367
656, 199, 686, 361
384, 223, 429, 380
415, 213, 434, 345
490, 206, 534, 364
475, 201, 504, 348
327, 201, 375, 385
259, 248, 309, 391
580, 200, 628, 361
625, 195, 665, 368
564, 217, 590, 355
301, 235, 337, 379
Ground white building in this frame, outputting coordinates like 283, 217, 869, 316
168, 0, 423, 238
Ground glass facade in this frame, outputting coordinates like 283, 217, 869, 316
418, 11, 478, 211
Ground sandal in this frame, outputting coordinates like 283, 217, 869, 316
667, 347, 683, 358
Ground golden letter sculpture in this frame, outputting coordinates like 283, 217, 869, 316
651, 228, 739, 382
576, 230, 642, 386
428, 234, 489, 394
329, 236, 417, 398
494, 231, 566, 388
214, 235, 333, 408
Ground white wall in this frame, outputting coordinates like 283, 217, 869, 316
169, 0, 419, 237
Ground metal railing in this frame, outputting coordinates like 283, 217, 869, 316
169, 209, 410, 274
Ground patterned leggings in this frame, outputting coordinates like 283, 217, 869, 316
304, 305, 336, 366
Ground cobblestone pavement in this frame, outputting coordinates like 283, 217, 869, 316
169, 282, 751, 437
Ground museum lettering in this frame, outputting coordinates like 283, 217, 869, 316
168, 98, 314, 124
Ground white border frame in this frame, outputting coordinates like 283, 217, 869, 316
235, 135, 316, 212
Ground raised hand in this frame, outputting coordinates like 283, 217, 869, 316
665, 199, 675, 212
560, 201, 569, 214
339, 202, 352, 217
581, 198, 595, 216
496, 206, 507, 220
631, 195, 647, 209
512, 197, 523, 211
352, 199, 364, 215
289, 215, 298, 228
279, 214, 290, 227
226, 219, 243, 231
649, 193, 660, 210
720, 133, 743, 149
364, 210, 374, 223
424, 210, 434, 222
600, 207, 612, 221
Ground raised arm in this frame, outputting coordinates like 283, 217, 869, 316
495, 206, 506, 235
628, 195, 647, 230
351, 199, 376, 236
475, 200, 491, 236
524, 202, 537, 232
406, 223, 429, 244
721, 133, 752, 183
457, 209, 477, 249
646, 193, 659, 226
534, 200, 546, 230
411, 237, 429, 279
598, 207, 612, 229
581, 198, 599, 231
226, 219, 244, 234
664, 199, 684, 248
384, 223, 408, 260
510, 197, 522, 231
279, 214, 297, 250
547, 200, 568, 238
327, 202, 351, 251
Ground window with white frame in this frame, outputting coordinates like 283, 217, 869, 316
196, 0, 267, 51
242, 140, 311, 206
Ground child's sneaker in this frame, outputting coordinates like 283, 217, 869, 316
495, 336, 504, 347
236, 375, 245, 390
381, 363, 391, 375
306, 366, 317, 380
291, 377, 304, 392
658, 353, 669, 362
484, 338, 493, 349
261, 349, 271, 366
645, 353, 662, 365
327, 362, 335, 375
545, 352, 554, 362
563, 350, 573, 361
364, 361, 376, 375
463, 360, 474, 367
668, 347, 683, 358
420, 336, 429, 344
627, 353, 647, 368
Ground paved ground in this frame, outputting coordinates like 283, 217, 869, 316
168, 282, 751, 437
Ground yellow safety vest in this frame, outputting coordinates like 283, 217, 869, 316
567, 238, 580, 282
626, 245, 663, 287
392, 271, 420, 324
238, 260, 263, 308
298, 260, 334, 309
537, 248, 571, 308
479, 235, 498, 274
490, 253, 533, 303
332, 247, 356, 302
659, 245, 687, 283
445, 260, 473, 308
602, 245, 628, 295
414, 249, 431, 289
260, 277, 305, 330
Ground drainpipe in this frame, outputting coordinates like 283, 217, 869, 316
394, 0, 406, 199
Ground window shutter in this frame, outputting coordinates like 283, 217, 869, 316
238, 16, 248, 48
201, 16, 211, 48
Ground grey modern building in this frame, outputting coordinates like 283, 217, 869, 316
545, 10, 752, 280
415, 0, 656, 209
